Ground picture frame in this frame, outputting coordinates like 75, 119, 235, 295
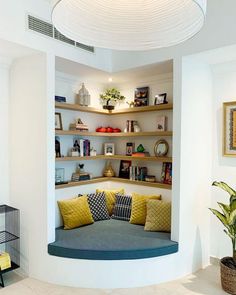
104, 143, 115, 156
126, 142, 135, 156
119, 160, 132, 179
134, 87, 149, 107
223, 101, 236, 156
154, 93, 168, 105
55, 112, 63, 130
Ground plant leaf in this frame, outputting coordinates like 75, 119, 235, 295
212, 181, 236, 197
229, 209, 236, 225
209, 208, 228, 228
218, 202, 230, 218
231, 200, 236, 211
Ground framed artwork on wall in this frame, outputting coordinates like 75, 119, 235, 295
223, 101, 236, 156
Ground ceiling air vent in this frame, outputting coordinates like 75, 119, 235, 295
27, 15, 94, 53
76, 42, 94, 53
54, 28, 75, 46
28, 15, 53, 38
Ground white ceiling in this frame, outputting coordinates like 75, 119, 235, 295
55, 56, 173, 84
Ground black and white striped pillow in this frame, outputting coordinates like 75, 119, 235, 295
79, 192, 110, 221
112, 194, 132, 221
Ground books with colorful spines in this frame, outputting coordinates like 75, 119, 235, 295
164, 162, 172, 184
132, 152, 150, 157
83, 139, 90, 156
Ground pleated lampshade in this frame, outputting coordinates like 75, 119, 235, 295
51, 0, 207, 51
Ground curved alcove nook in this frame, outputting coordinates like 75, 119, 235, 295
48, 219, 178, 260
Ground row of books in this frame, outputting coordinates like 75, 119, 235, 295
73, 139, 91, 156
161, 162, 172, 184
129, 166, 148, 181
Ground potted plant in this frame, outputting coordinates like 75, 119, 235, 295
210, 181, 236, 294
100, 88, 125, 110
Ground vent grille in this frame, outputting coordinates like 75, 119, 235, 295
54, 28, 75, 46
27, 15, 94, 53
28, 15, 53, 38
76, 42, 94, 53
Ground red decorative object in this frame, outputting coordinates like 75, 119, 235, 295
96, 126, 121, 133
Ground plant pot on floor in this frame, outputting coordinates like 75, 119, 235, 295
221, 257, 236, 294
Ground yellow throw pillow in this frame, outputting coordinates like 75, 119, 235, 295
144, 200, 171, 232
130, 193, 161, 225
96, 188, 124, 215
58, 196, 94, 230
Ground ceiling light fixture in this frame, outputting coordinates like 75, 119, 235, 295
51, 0, 207, 51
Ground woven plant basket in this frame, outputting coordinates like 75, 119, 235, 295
221, 257, 236, 294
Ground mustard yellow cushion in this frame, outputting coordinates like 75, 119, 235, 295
144, 200, 171, 232
130, 193, 161, 225
58, 196, 94, 230
96, 188, 124, 215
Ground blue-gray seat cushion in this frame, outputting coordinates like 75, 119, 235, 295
48, 219, 178, 260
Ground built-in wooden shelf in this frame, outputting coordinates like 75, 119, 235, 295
55, 130, 172, 137
56, 155, 172, 162
55, 177, 172, 190
55, 102, 173, 115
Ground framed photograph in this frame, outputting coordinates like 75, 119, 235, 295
104, 143, 115, 155
134, 87, 149, 107
157, 116, 167, 131
119, 160, 132, 179
55, 112, 63, 130
126, 142, 135, 156
223, 101, 236, 156
154, 93, 168, 105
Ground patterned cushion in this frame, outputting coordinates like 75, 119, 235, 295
58, 196, 94, 230
112, 194, 132, 221
96, 188, 125, 215
129, 193, 161, 225
144, 200, 171, 232
81, 192, 110, 221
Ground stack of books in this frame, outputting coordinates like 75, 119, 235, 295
70, 119, 88, 131
71, 172, 90, 182
69, 123, 89, 131
132, 152, 150, 157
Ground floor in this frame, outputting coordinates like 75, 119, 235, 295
0, 264, 227, 295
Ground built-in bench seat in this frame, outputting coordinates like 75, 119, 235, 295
48, 219, 178, 260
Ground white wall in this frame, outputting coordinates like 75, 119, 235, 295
9, 53, 48, 275
210, 61, 236, 259
0, 58, 10, 205
179, 57, 213, 271
0, 0, 112, 73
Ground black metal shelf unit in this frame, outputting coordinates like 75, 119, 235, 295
0, 205, 20, 287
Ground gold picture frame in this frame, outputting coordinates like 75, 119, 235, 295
223, 101, 236, 156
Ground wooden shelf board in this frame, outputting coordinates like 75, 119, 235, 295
56, 155, 172, 162
55, 102, 173, 115
55, 102, 108, 114
55, 177, 172, 190
55, 130, 172, 137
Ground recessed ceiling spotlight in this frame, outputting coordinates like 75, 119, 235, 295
51, 0, 207, 51
108, 77, 113, 82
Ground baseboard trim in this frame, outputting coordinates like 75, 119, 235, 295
210, 256, 220, 265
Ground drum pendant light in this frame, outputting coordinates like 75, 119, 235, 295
51, 0, 207, 51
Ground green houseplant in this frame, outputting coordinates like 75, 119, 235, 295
100, 88, 125, 110
210, 181, 236, 294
